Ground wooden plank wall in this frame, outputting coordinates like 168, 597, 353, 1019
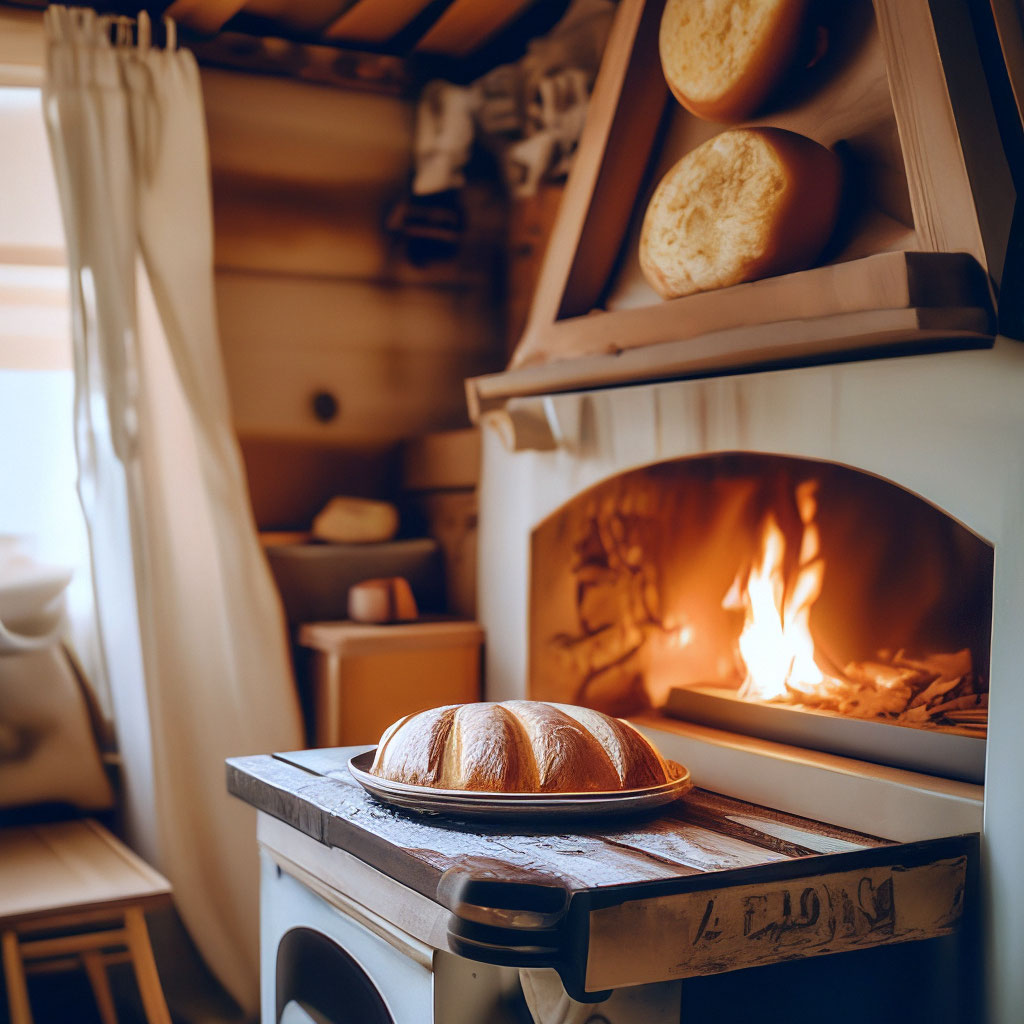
202, 68, 506, 527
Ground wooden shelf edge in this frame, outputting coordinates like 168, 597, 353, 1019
511, 251, 992, 370
632, 713, 984, 804
467, 304, 995, 419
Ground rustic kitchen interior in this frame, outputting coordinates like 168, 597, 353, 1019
0, 0, 1022, 1022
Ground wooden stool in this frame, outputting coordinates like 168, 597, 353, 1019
0, 818, 173, 1024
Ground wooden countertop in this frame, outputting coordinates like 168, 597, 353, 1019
228, 746, 976, 1000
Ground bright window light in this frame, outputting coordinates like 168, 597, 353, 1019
0, 83, 106, 713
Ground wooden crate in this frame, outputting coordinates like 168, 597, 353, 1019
467, 0, 1020, 416
297, 620, 483, 746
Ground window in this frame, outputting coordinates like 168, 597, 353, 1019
0, 81, 107, 713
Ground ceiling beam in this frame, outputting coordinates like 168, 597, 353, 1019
164, 0, 249, 35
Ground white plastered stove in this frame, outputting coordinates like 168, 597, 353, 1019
477, 339, 1024, 1020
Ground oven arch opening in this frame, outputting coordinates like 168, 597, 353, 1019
528, 452, 992, 782
275, 926, 396, 1024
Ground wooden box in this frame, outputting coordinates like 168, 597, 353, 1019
467, 0, 1020, 415
298, 620, 483, 746
401, 427, 482, 620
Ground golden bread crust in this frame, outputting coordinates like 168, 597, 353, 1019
372, 704, 458, 788
370, 701, 671, 794
443, 703, 537, 792
659, 0, 810, 122
639, 127, 842, 300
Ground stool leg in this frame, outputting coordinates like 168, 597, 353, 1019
82, 950, 119, 1024
2, 930, 34, 1024
124, 909, 171, 1024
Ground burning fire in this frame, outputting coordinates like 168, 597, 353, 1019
724, 480, 834, 703
721, 480, 985, 732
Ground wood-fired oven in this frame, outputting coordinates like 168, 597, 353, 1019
468, 0, 1024, 1016
474, 340, 1023, 1021
527, 451, 991, 783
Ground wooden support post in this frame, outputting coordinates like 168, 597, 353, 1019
82, 949, 120, 1024
124, 909, 172, 1024
81, 946, 118, 1024
1, 930, 34, 1024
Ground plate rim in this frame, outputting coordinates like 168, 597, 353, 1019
347, 747, 692, 804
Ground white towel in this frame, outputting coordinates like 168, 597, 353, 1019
518, 969, 597, 1024
519, 969, 684, 1024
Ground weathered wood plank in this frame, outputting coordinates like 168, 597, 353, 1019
231, 753, 690, 895
231, 749, 893, 898
597, 818, 792, 874
585, 854, 968, 990
226, 755, 346, 846
673, 790, 888, 857
468, 306, 993, 420
512, 251, 990, 369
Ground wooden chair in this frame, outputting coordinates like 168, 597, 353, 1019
0, 818, 173, 1024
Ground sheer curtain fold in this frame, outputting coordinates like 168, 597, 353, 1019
42, 7, 304, 1013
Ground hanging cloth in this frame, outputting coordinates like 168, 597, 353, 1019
42, 8, 304, 1012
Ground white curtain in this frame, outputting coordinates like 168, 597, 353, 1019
42, 7, 304, 1013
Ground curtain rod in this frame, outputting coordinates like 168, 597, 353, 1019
44, 5, 177, 49
0, 2, 414, 94
101, 11, 176, 49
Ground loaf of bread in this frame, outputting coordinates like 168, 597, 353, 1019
639, 127, 841, 300
659, 0, 810, 122
370, 701, 673, 793
312, 497, 399, 544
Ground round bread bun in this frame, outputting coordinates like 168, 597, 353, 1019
369, 700, 674, 794
659, 0, 810, 122
638, 127, 842, 300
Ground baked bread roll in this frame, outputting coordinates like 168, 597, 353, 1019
370, 701, 673, 793
659, 0, 810, 122
639, 127, 841, 300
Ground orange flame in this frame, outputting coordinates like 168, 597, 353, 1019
724, 481, 834, 702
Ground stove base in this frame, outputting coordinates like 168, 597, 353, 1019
259, 835, 682, 1024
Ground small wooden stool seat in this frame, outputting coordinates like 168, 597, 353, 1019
0, 818, 173, 1024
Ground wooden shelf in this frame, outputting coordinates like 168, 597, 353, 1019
516, 251, 991, 368
480, 0, 1015, 411
468, 303, 992, 419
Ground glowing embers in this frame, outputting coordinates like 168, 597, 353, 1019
723, 480, 985, 734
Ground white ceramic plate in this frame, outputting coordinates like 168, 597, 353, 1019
347, 749, 693, 821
